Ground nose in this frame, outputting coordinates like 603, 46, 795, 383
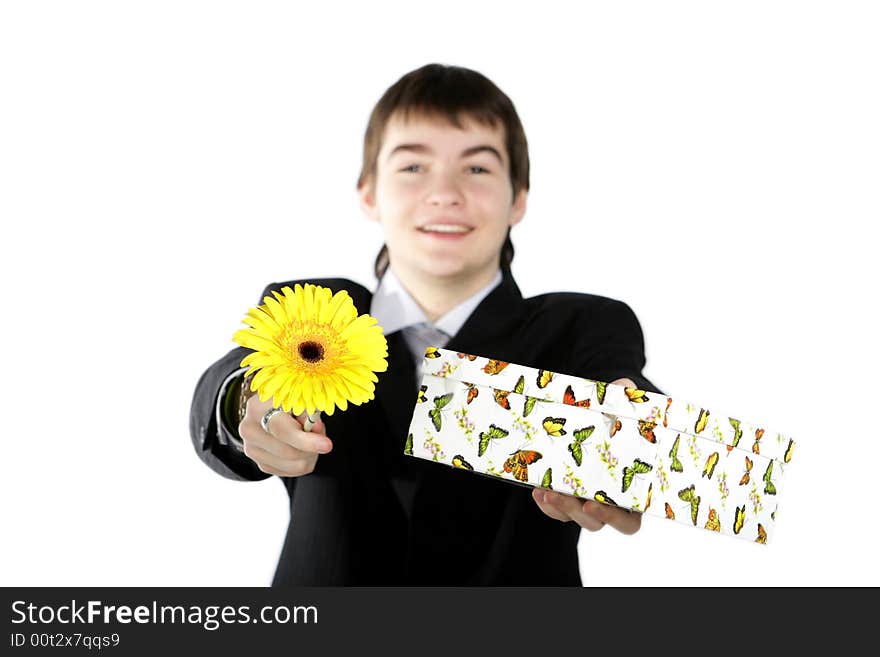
425, 170, 464, 206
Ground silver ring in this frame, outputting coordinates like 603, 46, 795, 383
260, 407, 286, 433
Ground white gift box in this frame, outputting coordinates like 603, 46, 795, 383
404, 347, 794, 544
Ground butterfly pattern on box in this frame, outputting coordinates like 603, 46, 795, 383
405, 347, 795, 545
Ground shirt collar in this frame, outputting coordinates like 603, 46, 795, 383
370, 266, 503, 337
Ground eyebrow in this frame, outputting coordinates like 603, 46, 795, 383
387, 143, 505, 166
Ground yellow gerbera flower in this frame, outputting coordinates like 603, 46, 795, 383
232, 283, 388, 418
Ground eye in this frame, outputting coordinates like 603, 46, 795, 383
469, 165, 489, 174
400, 164, 421, 173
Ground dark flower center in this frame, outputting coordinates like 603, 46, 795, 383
297, 340, 325, 363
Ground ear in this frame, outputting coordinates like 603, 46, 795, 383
358, 181, 380, 223
509, 188, 527, 227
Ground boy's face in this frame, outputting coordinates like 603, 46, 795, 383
359, 111, 527, 283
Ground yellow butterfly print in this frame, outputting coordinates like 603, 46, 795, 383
416, 385, 427, 404
523, 396, 538, 417
740, 456, 753, 486
763, 460, 777, 495
733, 505, 746, 535
536, 369, 554, 389
493, 388, 511, 410
478, 423, 510, 457
702, 452, 720, 480
694, 408, 710, 434
567, 426, 595, 467
678, 485, 701, 526
784, 438, 794, 464
705, 508, 721, 532
428, 393, 454, 431
622, 458, 653, 493
483, 359, 509, 374
644, 482, 653, 512
542, 417, 567, 437
669, 434, 684, 473
625, 386, 650, 403
452, 454, 474, 470
594, 491, 617, 506
424, 347, 441, 359
541, 468, 553, 489
595, 381, 607, 405
504, 449, 542, 483
756, 523, 767, 544
404, 433, 413, 456
752, 428, 764, 455
513, 375, 525, 395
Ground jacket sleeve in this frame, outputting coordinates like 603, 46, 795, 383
187, 282, 287, 482
577, 299, 664, 395
189, 344, 272, 482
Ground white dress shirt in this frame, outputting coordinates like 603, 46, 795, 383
369, 266, 503, 381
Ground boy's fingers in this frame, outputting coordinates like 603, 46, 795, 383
582, 500, 642, 535
550, 493, 605, 531
531, 489, 572, 523
264, 412, 332, 454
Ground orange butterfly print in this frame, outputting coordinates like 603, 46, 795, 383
563, 384, 590, 408
638, 418, 657, 443
665, 503, 675, 520
603, 413, 623, 437
457, 352, 477, 361
752, 428, 764, 454
493, 389, 511, 410
503, 450, 543, 482
739, 456, 753, 486
465, 383, 479, 405
483, 359, 509, 375
756, 523, 767, 544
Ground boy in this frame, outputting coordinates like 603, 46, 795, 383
189, 63, 661, 585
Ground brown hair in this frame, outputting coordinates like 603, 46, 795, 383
357, 63, 530, 280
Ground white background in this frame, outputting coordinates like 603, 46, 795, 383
2, 1, 877, 587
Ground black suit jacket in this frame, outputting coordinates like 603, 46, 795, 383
189, 266, 662, 586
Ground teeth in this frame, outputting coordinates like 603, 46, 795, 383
420, 224, 472, 233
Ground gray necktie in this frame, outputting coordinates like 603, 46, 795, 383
403, 321, 451, 385
393, 322, 450, 521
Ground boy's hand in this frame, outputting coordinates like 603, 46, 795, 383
530, 377, 643, 535
238, 394, 333, 477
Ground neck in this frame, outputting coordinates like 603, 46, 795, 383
391, 262, 501, 324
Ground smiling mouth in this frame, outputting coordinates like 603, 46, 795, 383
417, 224, 474, 234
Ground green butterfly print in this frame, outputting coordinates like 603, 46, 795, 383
478, 423, 510, 457
404, 432, 413, 456
678, 485, 701, 526
523, 396, 538, 417
763, 460, 777, 495
622, 458, 653, 493
513, 375, 525, 395
596, 381, 607, 405
669, 434, 684, 473
428, 393, 454, 432
541, 468, 553, 489
729, 417, 742, 449
567, 426, 595, 466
